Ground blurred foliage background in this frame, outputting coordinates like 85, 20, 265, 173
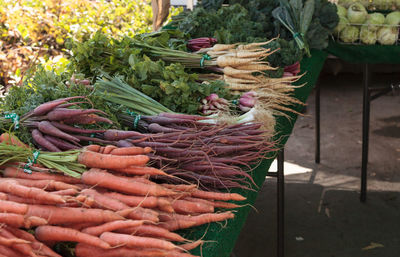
0, 0, 181, 89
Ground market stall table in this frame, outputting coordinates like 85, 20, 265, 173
181, 49, 327, 257
315, 40, 400, 202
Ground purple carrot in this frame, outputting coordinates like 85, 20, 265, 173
209, 144, 263, 155
31, 129, 61, 152
72, 135, 116, 145
116, 140, 134, 148
141, 116, 201, 125
103, 129, 145, 141
38, 121, 80, 143
44, 135, 80, 150
158, 113, 209, 121
148, 123, 181, 133
63, 114, 112, 125
50, 122, 106, 134
57, 101, 87, 109
32, 96, 85, 116
46, 108, 107, 121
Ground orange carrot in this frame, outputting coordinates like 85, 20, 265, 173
82, 220, 145, 236
104, 192, 174, 213
167, 198, 214, 214
0, 133, 29, 148
51, 188, 79, 196
110, 146, 152, 155
191, 189, 246, 201
159, 219, 197, 232
113, 166, 168, 176
2, 178, 79, 191
3, 167, 80, 184
0, 228, 37, 257
0, 180, 66, 204
166, 252, 199, 257
81, 169, 177, 197
183, 196, 241, 209
26, 205, 124, 224
80, 189, 159, 222
162, 184, 197, 192
85, 145, 101, 153
78, 151, 150, 169
5, 226, 62, 257
35, 225, 110, 249
0, 213, 46, 228
64, 223, 100, 231
103, 145, 118, 154
0, 235, 30, 246
75, 243, 167, 257
3, 194, 50, 205
179, 240, 204, 251
0, 199, 28, 214
100, 232, 178, 250
0, 245, 25, 257
116, 224, 185, 242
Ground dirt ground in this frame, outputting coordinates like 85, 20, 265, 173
233, 64, 400, 257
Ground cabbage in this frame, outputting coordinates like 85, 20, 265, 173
337, 5, 347, 17
334, 16, 349, 35
373, 0, 395, 10
339, 0, 367, 8
360, 26, 377, 44
365, 13, 385, 31
347, 3, 368, 24
377, 27, 398, 44
385, 11, 400, 25
340, 25, 360, 42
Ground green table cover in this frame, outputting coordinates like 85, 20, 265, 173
326, 40, 400, 64
184, 49, 328, 257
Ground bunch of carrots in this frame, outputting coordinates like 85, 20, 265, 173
102, 113, 275, 190
0, 144, 245, 257
1, 96, 113, 152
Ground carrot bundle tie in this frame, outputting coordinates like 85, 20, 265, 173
23, 150, 40, 174
200, 54, 211, 67
126, 110, 141, 129
4, 113, 20, 129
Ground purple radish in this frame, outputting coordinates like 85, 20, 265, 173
43, 135, 80, 150
50, 122, 106, 134
38, 121, 80, 143
31, 129, 61, 152
32, 96, 85, 116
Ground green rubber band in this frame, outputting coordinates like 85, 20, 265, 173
23, 150, 40, 174
4, 113, 20, 129
200, 54, 211, 67
232, 99, 239, 105
126, 109, 141, 129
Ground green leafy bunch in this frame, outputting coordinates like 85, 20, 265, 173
68, 31, 232, 114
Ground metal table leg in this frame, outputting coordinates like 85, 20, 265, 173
360, 64, 371, 203
277, 149, 284, 257
315, 79, 321, 164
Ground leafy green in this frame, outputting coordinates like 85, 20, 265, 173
68, 32, 233, 114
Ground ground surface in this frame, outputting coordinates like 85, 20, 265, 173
233, 69, 400, 257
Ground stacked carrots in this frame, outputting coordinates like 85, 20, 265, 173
0, 145, 245, 257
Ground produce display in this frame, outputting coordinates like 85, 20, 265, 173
333, 2, 400, 44
0, 1, 332, 256
336, 0, 400, 11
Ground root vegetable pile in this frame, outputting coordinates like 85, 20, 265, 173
0, 144, 245, 256
104, 113, 275, 190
